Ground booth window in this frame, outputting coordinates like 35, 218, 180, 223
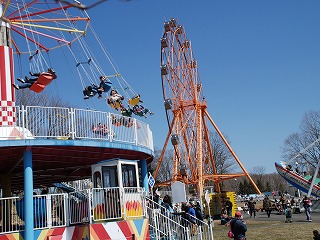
93, 171, 102, 188
102, 166, 118, 188
122, 164, 137, 187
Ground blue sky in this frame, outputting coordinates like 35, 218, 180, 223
11, 0, 320, 173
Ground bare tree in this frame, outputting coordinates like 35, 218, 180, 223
15, 91, 73, 108
14, 90, 78, 137
282, 110, 320, 175
149, 148, 174, 184
251, 166, 266, 176
208, 131, 236, 174
151, 131, 238, 189
251, 166, 266, 180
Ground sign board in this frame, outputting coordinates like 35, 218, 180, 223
148, 175, 155, 188
205, 190, 210, 205
171, 181, 187, 203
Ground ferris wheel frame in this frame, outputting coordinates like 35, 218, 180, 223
156, 18, 262, 197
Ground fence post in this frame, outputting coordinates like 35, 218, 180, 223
209, 217, 214, 240
88, 189, 93, 224
107, 112, 113, 142
21, 105, 25, 138
47, 194, 52, 228
70, 108, 75, 139
134, 118, 138, 145
153, 208, 159, 240
64, 193, 69, 226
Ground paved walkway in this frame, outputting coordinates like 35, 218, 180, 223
241, 209, 320, 223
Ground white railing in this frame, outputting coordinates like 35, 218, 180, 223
146, 200, 190, 240
0, 189, 213, 239
0, 106, 154, 150
0, 194, 67, 234
0, 187, 146, 235
69, 190, 90, 225
92, 187, 122, 221
0, 196, 23, 234
146, 197, 214, 240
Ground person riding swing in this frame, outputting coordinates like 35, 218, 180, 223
13, 68, 57, 93
83, 76, 112, 99
106, 89, 124, 110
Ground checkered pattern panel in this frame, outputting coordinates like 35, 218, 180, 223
0, 101, 16, 126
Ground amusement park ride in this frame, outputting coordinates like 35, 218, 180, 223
0, 0, 153, 188
0, 0, 253, 239
275, 137, 320, 198
154, 18, 261, 197
0, 1, 158, 239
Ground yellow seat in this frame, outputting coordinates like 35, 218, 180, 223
128, 95, 141, 106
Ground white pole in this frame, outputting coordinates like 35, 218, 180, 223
205, 190, 214, 240
207, 203, 214, 240
307, 159, 320, 197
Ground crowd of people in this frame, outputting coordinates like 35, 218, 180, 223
150, 189, 318, 240
152, 190, 205, 236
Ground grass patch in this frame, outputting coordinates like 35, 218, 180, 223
213, 219, 318, 240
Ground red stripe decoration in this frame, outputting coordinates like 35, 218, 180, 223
0, 46, 16, 126
9, 47, 15, 103
0, 46, 6, 100
90, 224, 111, 239
2, 46, 8, 101
117, 221, 133, 238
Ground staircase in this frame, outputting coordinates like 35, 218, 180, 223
146, 198, 213, 240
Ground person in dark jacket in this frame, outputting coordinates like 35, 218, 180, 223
229, 211, 247, 240
13, 68, 57, 90
263, 196, 272, 218
302, 195, 312, 221
248, 197, 256, 218
194, 202, 204, 225
83, 76, 112, 99
225, 197, 233, 217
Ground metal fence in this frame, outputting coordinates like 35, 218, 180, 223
0, 187, 146, 234
146, 197, 214, 240
0, 194, 68, 234
0, 106, 153, 150
0, 190, 213, 239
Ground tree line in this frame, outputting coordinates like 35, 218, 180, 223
16, 93, 319, 195
149, 110, 320, 195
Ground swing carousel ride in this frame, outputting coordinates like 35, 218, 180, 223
0, 3, 156, 238
0, 0, 154, 191
1, 0, 153, 119
275, 138, 320, 198
153, 18, 261, 197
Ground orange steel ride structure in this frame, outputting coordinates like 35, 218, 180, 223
154, 18, 261, 197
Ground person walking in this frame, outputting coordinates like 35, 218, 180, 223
229, 211, 247, 240
302, 195, 312, 222
263, 196, 272, 218
225, 197, 233, 217
280, 193, 287, 213
248, 197, 256, 218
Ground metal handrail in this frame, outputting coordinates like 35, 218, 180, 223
0, 106, 154, 151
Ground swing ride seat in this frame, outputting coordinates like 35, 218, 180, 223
128, 95, 142, 106
109, 101, 121, 110
29, 73, 55, 93
108, 98, 124, 110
